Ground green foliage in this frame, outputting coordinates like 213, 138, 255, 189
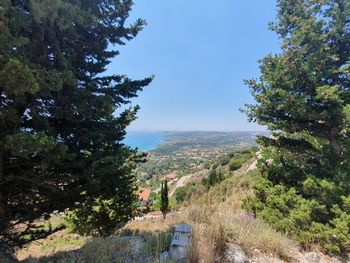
175, 185, 191, 204
218, 155, 230, 166
0, 0, 151, 246
150, 192, 161, 210
174, 183, 198, 204
231, 150, 256, 168
243, 0, 350, 254
243, 178, 350, 253
160, 180, 169, 219
228, 159, 244, 171
202, 169, 225, 189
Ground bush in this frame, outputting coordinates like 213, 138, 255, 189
228, 159, 244, 171
67, 192, 138, 236
243, 177, 350, 254
218, 155, 230, 166
175, 185, 191, 203
202, 169, 225, 189
174, 184, 198, 204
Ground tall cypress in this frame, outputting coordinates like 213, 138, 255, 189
0, 0, 151, 246
243, 0, 350, 253
160, 179, 169, 220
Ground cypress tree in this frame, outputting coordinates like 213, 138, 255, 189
243, 0, 350, 253
160, 179, 169, 220
0, 0, 151, 246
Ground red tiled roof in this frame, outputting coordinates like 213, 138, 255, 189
166, 173, 177, 180
138, 188, 151, 201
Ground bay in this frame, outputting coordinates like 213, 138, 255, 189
123, 131, 164, 152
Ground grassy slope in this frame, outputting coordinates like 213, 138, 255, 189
125, 155, 298, 263
14, 152, 297, 263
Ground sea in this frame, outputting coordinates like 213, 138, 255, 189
123, 131, 164, 151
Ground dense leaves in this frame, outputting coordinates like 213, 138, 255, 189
243, 0, 350, 253
0, 0, 151, 246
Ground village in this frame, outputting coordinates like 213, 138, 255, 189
135, 132, 261, 211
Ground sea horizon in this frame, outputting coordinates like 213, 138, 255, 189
123, 130, 268, 152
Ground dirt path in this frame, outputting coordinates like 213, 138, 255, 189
234, 151, 261, 176
169, 174, 193, 197
134, 211, 181, 221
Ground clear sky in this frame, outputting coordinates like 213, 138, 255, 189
108, 0, 280, 132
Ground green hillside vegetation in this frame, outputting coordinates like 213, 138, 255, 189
172, 149, 256, 207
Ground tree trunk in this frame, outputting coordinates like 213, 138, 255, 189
329, 127, 341, 158
0, 148, 6, 216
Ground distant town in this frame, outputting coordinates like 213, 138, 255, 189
136, 131, 265, 191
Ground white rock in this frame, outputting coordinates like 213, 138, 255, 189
303, 252, 321, 263
224, 244, 249, 263
165, 224, 193, 262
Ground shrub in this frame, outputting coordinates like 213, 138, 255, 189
174, 183, 199, 204
202, 169, 225, 189
228, 159, 244, 171
218, 155, 230, 166
243, 176, 350, 254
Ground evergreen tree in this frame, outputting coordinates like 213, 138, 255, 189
202, 169, 224, 188
243, 0, 350, 253
160, 179, 169, 220
0, 0, 151, 246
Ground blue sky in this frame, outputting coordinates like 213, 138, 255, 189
108, 0, 280, 131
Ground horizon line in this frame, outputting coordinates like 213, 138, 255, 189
126, 129, 268, 133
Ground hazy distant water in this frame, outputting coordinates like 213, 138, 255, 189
124, 131, 164, 151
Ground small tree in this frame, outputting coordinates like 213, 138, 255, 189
160, 179, 169, 220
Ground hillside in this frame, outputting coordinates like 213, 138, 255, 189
2, 0, 350, 262
8, 151, 349, 263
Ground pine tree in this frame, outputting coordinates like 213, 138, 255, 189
160, 179, 169, 220
243, 0, 350, 253
0, 0, 151, 246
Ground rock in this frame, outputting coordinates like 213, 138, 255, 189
224, 244, 249, 263
171, 224, 192, 247
169, 224, 192, 262
303, 252, 321, 263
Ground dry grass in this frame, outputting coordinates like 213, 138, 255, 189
15, 231, 89, 260
121, 213, 183, 235
81, 236, 133, 263
181, 170, 297, 262
141, 231, 173, 258
119, 170, 297, 263
15, 169, 298, 263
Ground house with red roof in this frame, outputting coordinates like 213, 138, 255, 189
166, 172, 177, 181
138, 188, 152, 208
